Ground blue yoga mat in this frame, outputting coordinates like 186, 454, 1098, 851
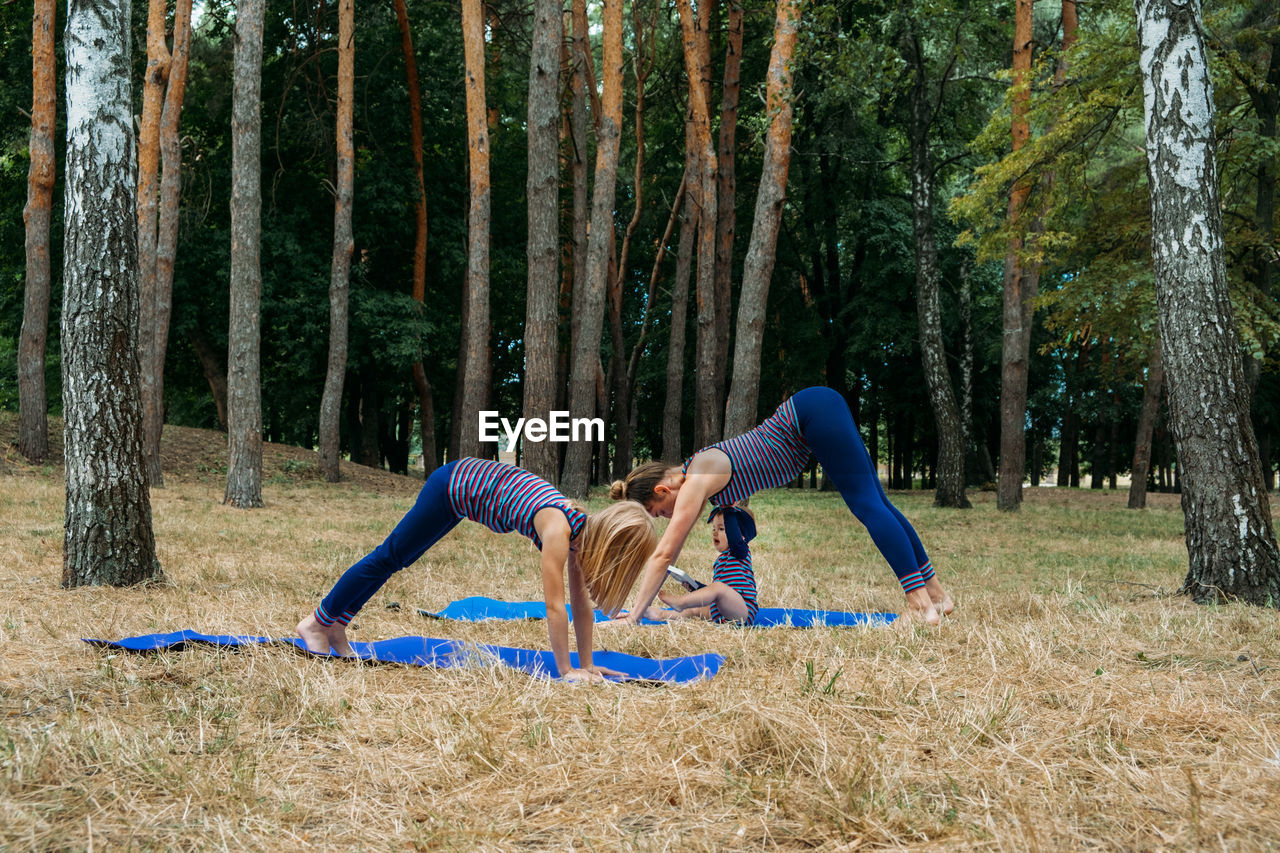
420, 596, 897, 628
83, 630, 723, 684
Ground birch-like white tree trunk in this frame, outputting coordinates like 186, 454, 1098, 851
225, 0, 266, 507
1136, 0, 1280, 606
62, 0, 162, 586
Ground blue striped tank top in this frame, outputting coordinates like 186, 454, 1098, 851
686, 397, 811, 505
448, 458, 587, 550
709, 550, 758, 624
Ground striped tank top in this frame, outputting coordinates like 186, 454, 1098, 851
448, 458, 587, 550
686, 397, 811, 505
709, 550, 758, 625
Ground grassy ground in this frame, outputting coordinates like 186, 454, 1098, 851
2, 417, 1279, 850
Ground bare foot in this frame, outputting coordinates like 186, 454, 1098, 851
296, 614, 356, 656
904, 588, 941, 626
924, 577, 955, 616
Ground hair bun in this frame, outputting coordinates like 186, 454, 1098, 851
608, 480, 627, 501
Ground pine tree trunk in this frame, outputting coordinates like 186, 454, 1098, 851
561, 0, 624, 498
189, 327, 227, 429
318, 0, 355, 481
1136, 0, 1280, 606
713, 0, 743, 423
678, 0, 721, 449
997, 0, 1035, 511
522, 0, 562, 483
724, 0, 798, 439
1128, 344, 1165, 509
457, 0, 492, 460
662, 178, 697, 463
906, 29, 970, 509
19, 0, 56, 464
147, 0, 193, 487
393, 0, 438, 478
225, 0, 266, 507
136, 0, 171, 486
62, 0, 162, 586
610, 7, 656, 480
626, 175, 685, 457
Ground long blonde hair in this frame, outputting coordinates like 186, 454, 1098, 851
608, 461, 678, 508
574, 500, 656, 615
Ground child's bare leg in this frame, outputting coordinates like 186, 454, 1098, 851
924, 576, 954, 615
663, 582, 748, 622
296, 613, 356, 656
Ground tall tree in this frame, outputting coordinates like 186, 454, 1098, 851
457, 0, 492, 460
903, 17, 970, 509
1128, 341, 1164, 509
724, 0, 799, 438
997, 0, 1035, 511
1135, 0, 1280, 605
663, 172, 697, 463
561, 0, 624, 497
523, 0, 562, 483
714, 0, 743, 428
393, 0, 438, 477
679, 0, 722, 449
136, 0, 171, 485
61, 0, 162, 586
147, 0, 193, 486
225, 0, 267, 507
318, 0, 355, 481
609, 0, 657, 479
18, 0, 56, 464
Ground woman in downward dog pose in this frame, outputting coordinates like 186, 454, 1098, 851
298, 457, 655, 681
610, 386, 953, 624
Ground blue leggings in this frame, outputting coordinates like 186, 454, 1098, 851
316, 460, 463, 626
791, 386, 934, 593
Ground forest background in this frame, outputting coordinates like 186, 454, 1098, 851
2, 0, 1280, 504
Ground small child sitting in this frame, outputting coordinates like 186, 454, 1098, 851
656, 505, 759, 625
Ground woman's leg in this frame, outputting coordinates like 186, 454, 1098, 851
298, 461, 463, 652
792, 387, 948, 619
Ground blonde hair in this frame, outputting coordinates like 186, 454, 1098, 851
575, 500, 657, 615
608, 461, 678, 507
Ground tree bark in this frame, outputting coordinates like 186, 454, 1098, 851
522, 0, 562, 483
136, 0, 171, 486
1136, 0, 1280, 606
146, 0, 193, 487
225, 0, 266, 507
724, 0, 798, 439
62, 0, 162, 586
19, 0, 56, 464
318, 0, 355, 481
457, 0, 492, 460
906, 30, 970, 509
189, 327, 227, 429
393, 0, 438, 478
663, 177, 697, 463
997, 0, 1036, 511
627, 175, 686, 452
713, 0, 743, 423
678, 0, 722, 449
609, 4, 657, 480
561, 0, 624, 497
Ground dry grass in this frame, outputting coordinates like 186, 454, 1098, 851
2, 417, 1279, 850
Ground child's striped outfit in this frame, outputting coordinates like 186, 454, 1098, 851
709, 550, 759, 625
